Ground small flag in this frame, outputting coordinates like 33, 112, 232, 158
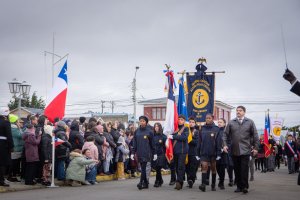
55, 137, 65, 147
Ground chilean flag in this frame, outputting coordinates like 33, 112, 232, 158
164, 70, 178, 163
55, 137, 65, 147
264, 111, 271, 158
44, 61, 68, 123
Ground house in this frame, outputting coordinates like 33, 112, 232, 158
10, 107, 44, 120
138, 96, 234, 125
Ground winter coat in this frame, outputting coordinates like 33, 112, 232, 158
41, 133, 52, 162
66, 152, 95, 182
199, 123, 221, 159
153, 132, 167, 167
23, 131, 41, 162
82, 141, 99, 161
223, 117, 259, 156
111, 128, 120, 143
172, 125, 189, 155
103, 132, 117, 155
0, 117, 14, 166
100, 134, 109, 160
132, 126, 155, 162
284, 141, 297, 158
54, 127, 71, 160
216, 127, 227, 165
69, 122, 84, 150
188, 128, 199, 156
115, 144, 130, 162
11, 124, 24, 152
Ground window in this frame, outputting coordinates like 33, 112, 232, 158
162, 108, 166, 120
152, 108, 157, 120
151, 107, 166, 120
157, 108, 161, 120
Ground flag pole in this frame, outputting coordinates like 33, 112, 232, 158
48, 134, 58, 188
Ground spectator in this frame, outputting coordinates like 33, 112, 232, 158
69, 120, 84, 151
82, 136, 99, 161
83, 149, 98, 185
115, 130, 129, 180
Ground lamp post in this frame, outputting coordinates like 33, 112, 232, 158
8, 78, 31, 118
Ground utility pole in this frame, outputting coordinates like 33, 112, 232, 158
111, 101, 115, 113
132, 66, 140, 126
101, 100, 105, 114
52, 32, 55, 87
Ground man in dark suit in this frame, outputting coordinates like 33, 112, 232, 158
0, 107, 14, 187
283, 68, 300, 96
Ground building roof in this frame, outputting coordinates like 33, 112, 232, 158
10, 107, 44, 115
138, 96, 234, 109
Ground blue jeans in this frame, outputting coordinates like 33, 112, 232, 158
55, 160, 65, 180
86, 166, 97, 184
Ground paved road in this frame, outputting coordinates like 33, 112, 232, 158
1, 167, 299, 200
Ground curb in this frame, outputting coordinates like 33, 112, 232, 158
0, 171, 171, 193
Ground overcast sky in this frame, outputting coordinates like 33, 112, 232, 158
0, 0, 299, 128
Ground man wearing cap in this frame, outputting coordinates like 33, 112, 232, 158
131, 116, 157, 190
168, 114, 189, 190
0, 107, 14, 186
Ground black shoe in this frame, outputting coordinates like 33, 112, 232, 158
0, 182, 10, 187
169, 180, 175, 185
205, 180, 210, 186
228, 181, 233, 187
199, 184, 206, 192
159, 180, 164, 186
137, 182, 143, 190
142, 182, 149, 189
234, 188, 242, 193
243, 188, 248, 194
218, 182, 225, 190
250, 176, 254, 181
188, 180, 193, 188
175, 182, 182, 190
211, 185, 216, 191
154, 181, 160, 188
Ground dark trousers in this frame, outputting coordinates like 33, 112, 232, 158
155, 166, 162, 183
174, 154, 186, 183
232, 155, 250, 190
9, 158, 21, 177
186, 155, 198, 182
216, 163, 226, 183
168, 161, 176, 181
227, 165, 234, 181
275, 156, 281, 169
140, 161, 147, 184
55, 159, 66, 180
0, 166, 6, 184
25, 162, 38, 184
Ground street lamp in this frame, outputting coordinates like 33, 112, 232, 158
8, 78, 31, 118
132, 66, 140, 127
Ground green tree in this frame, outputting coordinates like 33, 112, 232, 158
8, 92, 45, 110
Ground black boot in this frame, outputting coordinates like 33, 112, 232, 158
228, 179, 233, 187
218, 180, 225, 190
142, 180, 149, 189
159, 179, 164, 187
211, 174, 216, 191
199, 173, 207, 192
137, 181, 143, 190
175, 181, 182, 190
169, 179, 176, 185
188, 180, 193, 188
154, 180, 160, 188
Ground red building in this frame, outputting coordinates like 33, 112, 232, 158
138, 96, 234, 125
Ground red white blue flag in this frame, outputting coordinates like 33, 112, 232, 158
163, 70, 178, 163
44, 61, 68, 123
54, 137, 65, 147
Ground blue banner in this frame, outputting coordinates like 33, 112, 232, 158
186, 73, 215, 123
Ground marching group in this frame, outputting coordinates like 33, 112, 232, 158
0, 106, 299, 194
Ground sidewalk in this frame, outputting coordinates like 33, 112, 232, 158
0, 170, 171, 193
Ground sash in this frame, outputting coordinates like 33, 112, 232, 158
286, 141, 295, 155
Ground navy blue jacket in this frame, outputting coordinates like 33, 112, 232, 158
153, 133, 167, 156
132, 126, 155, 162
172, 125, 189, 155
188, 128, 199, 156
199, 123, 222, 159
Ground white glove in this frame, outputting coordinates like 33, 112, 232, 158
284, 155, 287, 159
153, 154, 158, 161
249, 156, 252, 161
216, 156, 221, 161
130, 154, 134, 160
294, 154, 298, 158
196, 156, 200, 161
168, 134, 173, 140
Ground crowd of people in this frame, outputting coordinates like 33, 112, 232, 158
0, 105, 299, 193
